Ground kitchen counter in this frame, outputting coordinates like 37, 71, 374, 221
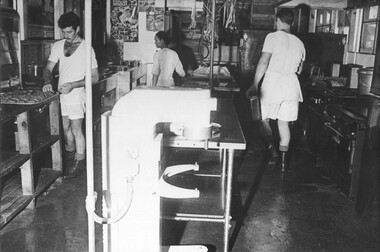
181, 75, 240, 92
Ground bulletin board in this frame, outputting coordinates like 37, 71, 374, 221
110, 0, 139, 42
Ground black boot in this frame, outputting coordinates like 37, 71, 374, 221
64, 150, 75, 175
279, 151, 288, 172
267, 144, 279, 167
64, 159, 86, 179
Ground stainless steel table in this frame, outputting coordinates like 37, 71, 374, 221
181, 76, 240, 93
161, 98, 246, 252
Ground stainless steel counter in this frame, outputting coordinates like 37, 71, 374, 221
181, 76, 240, 93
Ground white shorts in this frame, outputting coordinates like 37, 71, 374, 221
261, 100, 299, 122
60, 87, 86, 120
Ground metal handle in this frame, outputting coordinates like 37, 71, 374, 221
324, 122, 343, 138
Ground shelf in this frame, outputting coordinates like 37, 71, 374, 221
0, 172, 34, 229
31, 135, 60, 156
161, 173, 225, 218
161, 147, 226, 220
0, 94, 62, 229
34, 168, 61, 197
0, 152, 29, 177
0, 168, 61, 229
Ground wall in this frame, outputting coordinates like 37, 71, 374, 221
280, 0, 348, 9
345, 51, 376, 67
123, 11, 157, 63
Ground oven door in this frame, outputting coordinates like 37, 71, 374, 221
319, 122, 353, 197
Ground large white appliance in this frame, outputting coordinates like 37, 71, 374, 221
101, 86, 216, 252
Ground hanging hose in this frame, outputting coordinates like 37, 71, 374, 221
224, 0, 237, 31
188, 0, 197, 31
87, 177, 134, 225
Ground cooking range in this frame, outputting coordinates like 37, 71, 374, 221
304, 83, 368, 199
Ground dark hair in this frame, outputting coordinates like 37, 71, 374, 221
58, 12, 80, 30
276, 8, 294, 25
155, 31, 170, 46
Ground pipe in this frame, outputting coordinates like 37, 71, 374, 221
84, 1, 96, 252
209, 0, 216, 91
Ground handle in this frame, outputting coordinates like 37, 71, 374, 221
324, 122, 343, 138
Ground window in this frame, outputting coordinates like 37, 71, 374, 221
360, 5, 379, 54
316, 9, 332, 33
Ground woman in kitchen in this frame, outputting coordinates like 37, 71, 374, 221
152, 31, 186, 87
246, 8, 305, 172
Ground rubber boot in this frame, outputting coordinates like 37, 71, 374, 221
63, 150, 75, 176
279, 151, 288, 173
65, 159, 86, 179
267, 143, 279, 168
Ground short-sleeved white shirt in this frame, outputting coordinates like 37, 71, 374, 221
260, 31, 306, 121
48, 39, 98, 87
152, 48, 185, 87
262, 31, 305, 75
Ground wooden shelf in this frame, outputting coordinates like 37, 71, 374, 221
0, 96, 62, 230
31, 135, 60, 156
0, 172, 33, 229
0, 167, 61, 229
0, 152, 29, 177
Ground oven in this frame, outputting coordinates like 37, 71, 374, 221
304, 85, 367, 152
319, 105, 367, 199
303, 83, 369, 199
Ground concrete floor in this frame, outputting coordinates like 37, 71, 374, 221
1, 100, 379, 252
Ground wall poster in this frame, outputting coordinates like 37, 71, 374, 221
110, 0, 139, 42
146, 7, 164, 31
138, 0, 155, 12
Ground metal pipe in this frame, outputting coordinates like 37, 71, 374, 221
209, 0, 216, 91
224, 148, 235, 252
84, 1, 96, 252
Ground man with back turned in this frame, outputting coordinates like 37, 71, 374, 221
246, 8, 305, 172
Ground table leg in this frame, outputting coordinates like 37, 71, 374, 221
224, 148, 234, 252
221, 149, 227, 207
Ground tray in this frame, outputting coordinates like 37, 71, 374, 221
0, 90, 57, 105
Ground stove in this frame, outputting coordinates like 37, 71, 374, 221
307, 85, 367, 114
319, 104, 367, 199
304, 83, 369, 199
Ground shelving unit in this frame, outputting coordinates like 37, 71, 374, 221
0, 94, 62, 229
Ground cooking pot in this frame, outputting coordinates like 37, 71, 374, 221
170, 123, 221, 140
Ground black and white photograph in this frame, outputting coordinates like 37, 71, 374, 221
0, 1, 379, 252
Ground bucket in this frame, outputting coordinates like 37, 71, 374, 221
357, 67, 373, 94
249, 95, 262, 120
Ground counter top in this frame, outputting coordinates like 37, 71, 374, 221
163, 98, 246, 150
0, 92, 59, 123
181, 76, 240, 92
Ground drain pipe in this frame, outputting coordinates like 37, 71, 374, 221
83, 1, 96, 252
